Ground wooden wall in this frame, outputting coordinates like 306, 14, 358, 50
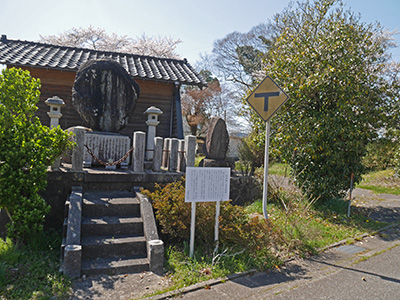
14, 66, 178, 138
119, 79, 176, 138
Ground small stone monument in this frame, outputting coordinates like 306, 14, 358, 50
144, 106, 163, 161
200, 117, 231, 167
45, 96, 65, 128
72, 59, 140, 132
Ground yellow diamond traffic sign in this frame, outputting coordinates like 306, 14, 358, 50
246, 76, 289, 122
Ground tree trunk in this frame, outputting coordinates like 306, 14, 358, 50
190, 124, 197, 136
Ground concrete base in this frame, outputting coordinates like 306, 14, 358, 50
199, 158, 232, 168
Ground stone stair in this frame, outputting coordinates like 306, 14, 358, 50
80, 191, 149, 275
62, 188, 163, 277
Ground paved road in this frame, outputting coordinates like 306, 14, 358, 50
171, 225, 400, 300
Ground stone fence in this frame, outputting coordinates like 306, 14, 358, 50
71, 128, 197, 173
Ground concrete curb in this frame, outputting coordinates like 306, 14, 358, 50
148, 269, 257, 300
148, 223, 399, 300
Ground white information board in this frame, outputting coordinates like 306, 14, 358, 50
185, 167, 230, 202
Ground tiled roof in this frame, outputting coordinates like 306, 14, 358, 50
0, 35, 206, 87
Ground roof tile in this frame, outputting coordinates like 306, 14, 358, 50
0, 37, 206, 86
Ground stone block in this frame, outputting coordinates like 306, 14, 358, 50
168, 138, 179, 172
72, 128, 85, 171
133, 131, 146, 172
185, 135, 196, 168
63, 244, 82, 278
153, 137, 163, 172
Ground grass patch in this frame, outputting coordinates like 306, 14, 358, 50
245, 196, 386, 254
151, 241, 281, 296
234, 162, 291, 177
268, 163, 292, 177
0, 230, 71, 299
358, 168, 400, 195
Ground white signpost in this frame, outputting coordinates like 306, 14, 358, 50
246, 76, 289, 219
185, 167, 231, 258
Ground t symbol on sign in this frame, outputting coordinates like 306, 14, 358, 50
255, 92, 280, 111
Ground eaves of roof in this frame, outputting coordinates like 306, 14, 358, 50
0, 35, 207, 87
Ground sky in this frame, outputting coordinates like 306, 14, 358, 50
1, 0, 400, 65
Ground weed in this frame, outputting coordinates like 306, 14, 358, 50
0, 230, 71, 299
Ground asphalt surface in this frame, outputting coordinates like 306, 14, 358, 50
166, 226, 400, 300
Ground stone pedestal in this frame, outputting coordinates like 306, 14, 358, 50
199, 158, 232, 168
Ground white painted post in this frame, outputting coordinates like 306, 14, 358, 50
189, 202, 196, 258
133, 131, 146, 172
153, 137, 163, 172
169, 138, 179, 172
262, 120, 271, 219
347, 173, 354, 217
185, 135, 196, 169
214, 201, 221, 255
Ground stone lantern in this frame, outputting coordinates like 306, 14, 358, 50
144, 106, 163, 160
45, 96, 65, 128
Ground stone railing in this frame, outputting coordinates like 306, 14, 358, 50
71, 128, 196, 173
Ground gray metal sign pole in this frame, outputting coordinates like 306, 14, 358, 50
189, 202, 196, 258
262, 120, 271, 219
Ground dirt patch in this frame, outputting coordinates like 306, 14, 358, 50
69, 271, 171, 300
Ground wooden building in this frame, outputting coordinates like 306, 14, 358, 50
0, 35, 206, 138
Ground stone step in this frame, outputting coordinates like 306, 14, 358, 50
82, 191, 140, 218
81, 235, 147, 260
81, 256, 149, 276
81, 216, 144, 237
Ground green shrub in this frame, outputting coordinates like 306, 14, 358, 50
363, 138, 398, 171
0, 68, 74, 241
394, 150, 400, 177
0, 231, 71, 299
237, 133, 265, 176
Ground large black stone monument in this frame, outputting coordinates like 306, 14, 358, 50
72, 59, 140, 132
